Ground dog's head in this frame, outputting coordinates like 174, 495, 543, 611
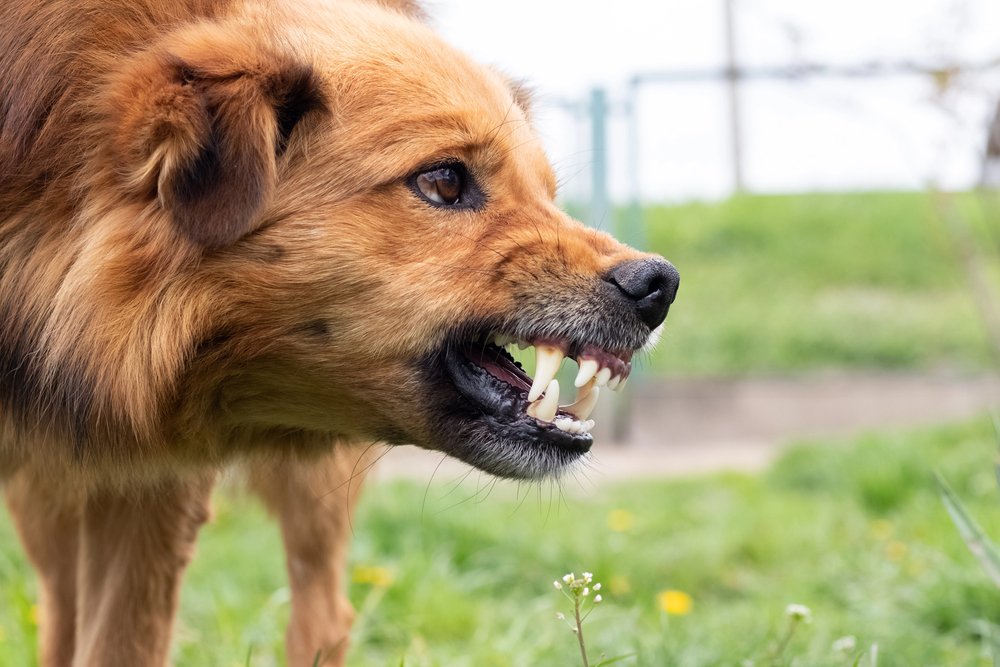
78, 1, 678, 478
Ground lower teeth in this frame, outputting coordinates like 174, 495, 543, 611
552, 416, 595, 435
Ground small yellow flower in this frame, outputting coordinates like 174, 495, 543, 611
658, 589, 693, 616
352, 565, 394, 588
870, 520, 892, 541
29, 605, 40, 626
608, 509, 635, 533
609, 575, 631, 595
885, 540, 908, 563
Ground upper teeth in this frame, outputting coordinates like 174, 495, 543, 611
528, 345, 565, 402
492, 335, 630, 432
574, 358, 599, 387
561, 381, 599, 420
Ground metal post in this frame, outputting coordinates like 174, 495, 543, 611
624, 79, 645, 250
981, 98, 1000, 188
723, 0, 745, 193
589, 88, 610, 229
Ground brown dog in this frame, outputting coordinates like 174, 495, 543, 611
0, 0, 678, 665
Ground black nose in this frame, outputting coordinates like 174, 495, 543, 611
605, 257, 680, 329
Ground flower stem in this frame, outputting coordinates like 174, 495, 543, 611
771, 618, 799, 664
574, 597, 590, 667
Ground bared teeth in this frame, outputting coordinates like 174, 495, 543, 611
528, 345, 565, 402
554, 417, 596, 435
562, 383, 599, 420
518, 341, 635, 428
574, 358, 599, 387
526, 379, 560, 422
553, 417, 579, 434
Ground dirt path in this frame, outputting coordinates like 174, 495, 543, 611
371, 372, 1000, 483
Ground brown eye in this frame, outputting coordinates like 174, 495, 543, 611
415, 166, 463, 205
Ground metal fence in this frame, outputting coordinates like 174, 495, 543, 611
543, 57, 1000, 241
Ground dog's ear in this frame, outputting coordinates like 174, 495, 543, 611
106, 36, 325, 248
490, 71, 536, 123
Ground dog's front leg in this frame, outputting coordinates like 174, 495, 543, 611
73, 473, 215, 667
250, 444, 380, 667
4, 467, 83, 667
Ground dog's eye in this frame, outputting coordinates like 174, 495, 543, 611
414, 166, 464, 206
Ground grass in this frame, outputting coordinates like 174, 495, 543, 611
4, 415, 1000, 665
637, 191, 999, 376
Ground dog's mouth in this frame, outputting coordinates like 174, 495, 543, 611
429, 329, 635, 479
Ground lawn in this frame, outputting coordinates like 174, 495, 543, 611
3, 415, 1000, 666
639, 191, 999, 376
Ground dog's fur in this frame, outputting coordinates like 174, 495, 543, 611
0, 1, 669, 664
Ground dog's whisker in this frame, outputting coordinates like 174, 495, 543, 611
421, 452, 450, 521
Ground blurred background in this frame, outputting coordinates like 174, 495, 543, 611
370, 0, 1000, 477
6, 1, 1000, 665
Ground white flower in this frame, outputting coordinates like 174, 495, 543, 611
582, 572, 593, 582
582, 587, 589, 596
593, 583, 602, 591
594, 594, 602, 603
555, 612, 566, 621
832, 635, 857, 653
553, 581, 562, 590
785, 604, 812, 623
563, 573, 574, 584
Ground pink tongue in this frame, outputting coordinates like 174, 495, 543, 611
464, 346, 532, 392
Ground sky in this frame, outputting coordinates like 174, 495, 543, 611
424, 0, 1000, 202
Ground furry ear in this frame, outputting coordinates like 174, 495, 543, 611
107, 39, 324, 248
491, 71, 536, 122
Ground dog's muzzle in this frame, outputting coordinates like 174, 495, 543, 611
420, 258, 679, 479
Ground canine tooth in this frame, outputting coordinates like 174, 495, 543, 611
607, 375, 622, 391
528, 346, 564, 402
562, 385, 600, 421
526, 379, 559, 422
574, 358, 599, 387
594, 367, 612, 387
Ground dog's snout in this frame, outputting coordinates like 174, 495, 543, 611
605, 257, 679, 329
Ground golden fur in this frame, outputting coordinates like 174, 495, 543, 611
0, 0, 671, 664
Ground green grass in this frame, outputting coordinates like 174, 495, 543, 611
637, 191, 998, 375
4, 415, 1000, 665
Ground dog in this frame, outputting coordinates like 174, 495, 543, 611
0, 0, 679, 664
